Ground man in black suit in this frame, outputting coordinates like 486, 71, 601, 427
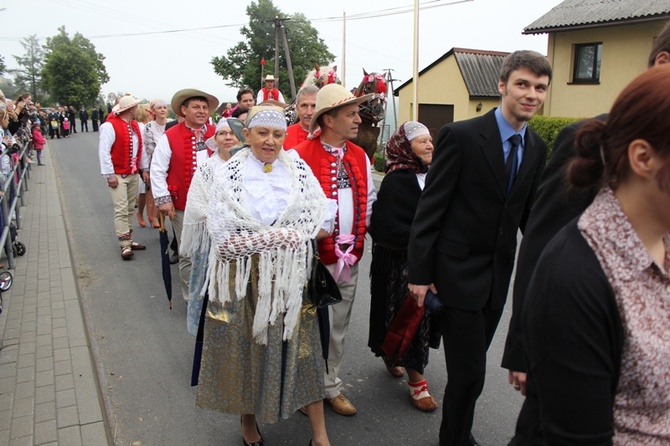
502, 18, 670, 430
407, 50, 552, 446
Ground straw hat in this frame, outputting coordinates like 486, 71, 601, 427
170, 88, 219, 117
112, 95, 140, 115
264, 75, 276, 82
309, 84, 373, 134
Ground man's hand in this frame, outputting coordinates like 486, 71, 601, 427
158, 202, 175, 220
408, 283, 438, 307
508, 370, 527, 395
107, 176, 119, 189
141, 171, 150, 184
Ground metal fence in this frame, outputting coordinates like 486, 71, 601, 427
0, 140, 32, 269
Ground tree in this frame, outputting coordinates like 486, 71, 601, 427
0, 54, 6, 76
11, 35, 45, 101
42, 27, 109, 106
211, 0, 334, 100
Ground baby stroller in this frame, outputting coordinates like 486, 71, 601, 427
9, 223, 26, 257
0, 268, 12, 314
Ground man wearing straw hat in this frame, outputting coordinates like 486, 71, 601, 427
256, 74, 285, 104
295, 83, 377, 416
151, 88, 219, 302
98, 95, 149, 260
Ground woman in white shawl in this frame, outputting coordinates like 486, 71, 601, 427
182, 106, 335, 446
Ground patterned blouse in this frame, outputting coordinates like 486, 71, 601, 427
579, 187, 670, 445
142, 120, 166, 161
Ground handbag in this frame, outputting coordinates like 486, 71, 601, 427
307, 240, 342, 308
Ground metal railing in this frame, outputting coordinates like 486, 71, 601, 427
0, 140, 32, 269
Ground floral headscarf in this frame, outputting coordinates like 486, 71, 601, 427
385, 121, 430, 174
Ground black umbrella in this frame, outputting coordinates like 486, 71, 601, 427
316, 306, 331, 369
158, 213, 172, 309
191, 291, 209, 386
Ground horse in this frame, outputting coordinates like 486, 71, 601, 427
303, 63, 339, 89
351, 69, 387, 160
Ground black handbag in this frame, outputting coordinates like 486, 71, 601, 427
307, 242, 342, 308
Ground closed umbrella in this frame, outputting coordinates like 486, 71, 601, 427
158, 213, 172, 309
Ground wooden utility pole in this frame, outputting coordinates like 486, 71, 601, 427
272, 17, 297, 100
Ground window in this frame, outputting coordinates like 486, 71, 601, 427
573, 43, 603, 83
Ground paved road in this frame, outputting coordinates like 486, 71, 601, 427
50, 131, 523, 445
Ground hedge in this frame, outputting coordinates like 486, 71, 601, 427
528, 115, 582, 161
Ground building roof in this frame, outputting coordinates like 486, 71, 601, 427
394, 48, 510, 98
524, 0, 670, 34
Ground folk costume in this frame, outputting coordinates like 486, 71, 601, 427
185, 146, 332, 423
368, 122, 440, 375
283, 123, 319, 150
256, 87, 285, 104
98, 102, 148, 256
295, 136, 376, 399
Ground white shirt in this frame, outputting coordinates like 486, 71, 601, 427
98, 120, 148, 177
336, 153, 377, 235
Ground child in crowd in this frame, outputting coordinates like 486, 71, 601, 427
31, 122, 45, 165
62, 117, 70, 137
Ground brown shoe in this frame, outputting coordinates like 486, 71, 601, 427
383, 357, 405, 378
409, 379, 438, 412
121, 247, 134, 260
326, 394, 357, 416
130, 242, 146, 250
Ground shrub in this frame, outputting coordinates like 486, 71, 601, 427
373, 146, 387, 173
528, 115, 582, 161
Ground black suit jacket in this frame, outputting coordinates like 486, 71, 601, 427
408, 109, 547, 311
501, 115, 605, 371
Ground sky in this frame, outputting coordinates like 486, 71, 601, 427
0, 0, 565, 104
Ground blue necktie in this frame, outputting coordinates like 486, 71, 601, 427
506, 134, 521, 196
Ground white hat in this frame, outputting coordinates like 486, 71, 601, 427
310, 84, 373, 134
112, 95, 140, 115
264, 75, 276, 82
170, 88, 219, 117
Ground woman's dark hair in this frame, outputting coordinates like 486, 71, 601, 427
231, 106, 249, 118
568, 65, 670, 190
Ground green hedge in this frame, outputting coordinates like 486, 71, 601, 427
373, 146, 387, 173
528, 115, 582, 161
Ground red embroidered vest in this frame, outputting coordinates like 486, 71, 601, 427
296, 138, 369, 265
261, 87, 281, 102
164, 122, 215, 211
283, 123, 309, 150
107, 115, 143, 175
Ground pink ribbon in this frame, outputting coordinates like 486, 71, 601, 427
333, 234, 357, 282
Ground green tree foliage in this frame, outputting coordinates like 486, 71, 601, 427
528, 115, 582, 161
11, 35, 45, 102
211, 0, 334, 100
42, 27, 109, 107
0, 54, 6, 76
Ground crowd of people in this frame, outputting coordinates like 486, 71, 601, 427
90, 20, 670, 446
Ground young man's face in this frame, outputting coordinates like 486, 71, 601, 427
239, 93, 254, 109
498, 68, 549, 130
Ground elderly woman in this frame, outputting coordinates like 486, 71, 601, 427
512, 65, 670, 444
368, 121, 441, 412
182, 117, 245, 336
183, 106, 334, 446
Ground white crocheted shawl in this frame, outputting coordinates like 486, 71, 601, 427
183, 148, 328, 344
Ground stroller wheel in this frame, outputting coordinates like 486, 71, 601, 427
0, 270, 13, 291
14, 242, 26, 256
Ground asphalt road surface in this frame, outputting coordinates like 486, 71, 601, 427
50, 130, 523, 446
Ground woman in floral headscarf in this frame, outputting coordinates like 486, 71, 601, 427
368, 121, 441, 412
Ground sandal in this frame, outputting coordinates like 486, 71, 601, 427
121, 247, 134, 260
408, 379, 438, 412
